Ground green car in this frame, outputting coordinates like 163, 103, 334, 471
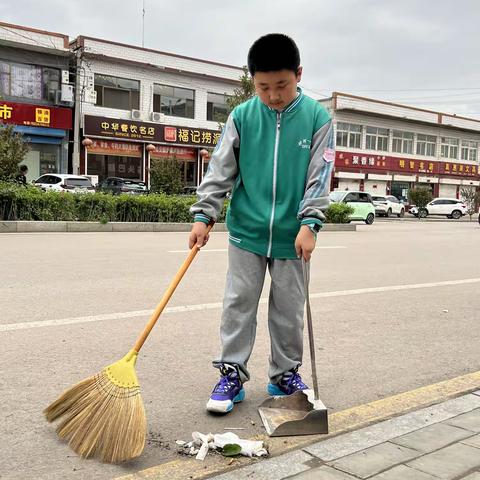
329, 191, 376, 225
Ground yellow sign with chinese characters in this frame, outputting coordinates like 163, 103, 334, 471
0, 104, 13, 120
35, 108, 51, 125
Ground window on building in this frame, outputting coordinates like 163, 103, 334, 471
392, 130, 414, 154
94, 74, 140, 110
207, 93, 230, 122
153, 84, 194, 118
416, 134, 437, 156
441, 137, 459, 159
336, 122, 362, 148
461, 140, 478, 162
0, 60, 60, 102
366, 127, 389, 151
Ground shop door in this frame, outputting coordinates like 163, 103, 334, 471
391, 182, 410, 203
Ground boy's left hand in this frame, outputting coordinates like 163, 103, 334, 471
295, 225, 316, 261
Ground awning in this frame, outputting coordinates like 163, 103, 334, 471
367, 173, 392, 181
334, 171, 365, 179
461, 179, 480, 186
439, 178, 462, 185
418, 176, 439, 184
393, 174, 416, 182
13, 125, 67, 145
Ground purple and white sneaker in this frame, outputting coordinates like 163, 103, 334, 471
267, 367, 309, 396
206, 363, 245, 413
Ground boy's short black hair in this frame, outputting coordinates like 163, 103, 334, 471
247, 34, 300, 76
19, 164, 28, 172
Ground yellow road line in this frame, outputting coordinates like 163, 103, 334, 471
116, 370, 480, 480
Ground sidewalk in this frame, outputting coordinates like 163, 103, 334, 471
212, 391, 480, 480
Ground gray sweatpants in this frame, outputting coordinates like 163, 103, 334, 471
214, 244, 305, 384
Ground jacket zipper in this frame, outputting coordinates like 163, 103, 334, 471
267, 112, 281, 257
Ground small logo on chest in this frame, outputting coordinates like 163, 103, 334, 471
297, 139, 311, 149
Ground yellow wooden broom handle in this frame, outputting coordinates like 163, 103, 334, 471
132, 221, 214, 353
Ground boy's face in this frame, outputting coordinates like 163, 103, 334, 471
253, 67, 302, 111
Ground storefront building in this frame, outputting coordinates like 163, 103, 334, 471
73, 35, 241, 186
0, 22, 74, 182
82, 115, 221, 186
0, 101, 72, 179
320, 93, 480, 201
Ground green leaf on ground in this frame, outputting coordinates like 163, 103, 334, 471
221, 443, 242, 457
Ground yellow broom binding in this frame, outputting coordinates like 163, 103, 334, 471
104, 350, 140, 388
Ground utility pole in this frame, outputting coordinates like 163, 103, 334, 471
72, 46, 83, 175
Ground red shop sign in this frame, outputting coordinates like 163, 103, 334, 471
0, 101, 72, 129
336, 151, 479, 177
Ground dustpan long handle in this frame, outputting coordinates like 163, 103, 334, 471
302, 257, 319, 401
132, 222, 214, 353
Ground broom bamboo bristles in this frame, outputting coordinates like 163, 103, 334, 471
44, 222, 213, 463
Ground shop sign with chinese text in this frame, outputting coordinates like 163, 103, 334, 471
0, 101, 72, 129
84, 115, 221, 147
336, 151, 478, 177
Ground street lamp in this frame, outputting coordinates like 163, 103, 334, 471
82, 138, 94, 176
145, 144, 156, 189
199, 148, 210, 184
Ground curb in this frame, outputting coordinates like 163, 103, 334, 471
115, 370, 480, 480
0, 221, 356, 233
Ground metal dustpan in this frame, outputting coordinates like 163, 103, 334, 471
258, 258, 328, 437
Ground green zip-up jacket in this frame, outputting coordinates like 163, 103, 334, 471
191, 88, 335, 259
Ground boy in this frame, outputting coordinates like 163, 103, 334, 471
189, 33, 334, 413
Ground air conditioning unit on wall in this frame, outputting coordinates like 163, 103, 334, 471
151, 112, 165, 122
131, 109, 142, 120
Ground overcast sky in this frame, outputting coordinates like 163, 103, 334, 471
2, 0, 480, 117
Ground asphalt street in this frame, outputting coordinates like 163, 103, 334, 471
1, 220, 479, 479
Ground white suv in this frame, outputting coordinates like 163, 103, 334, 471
33, 174, 95, 194
371, 195, 405, 218
410, 198, 467, 219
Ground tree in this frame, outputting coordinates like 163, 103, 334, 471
408, 187, 433, 218
460, 187, 480, 221
216, 66, 255, 126
0, 125, 30, 181
149, 157, 183, 195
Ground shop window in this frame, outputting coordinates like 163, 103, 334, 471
207, 93, 230, 122
0, 60, 60, 102
461, 140, 478, 162
336, 122, 362, 148
416, 134, 436, 157
441, 137, 458, 159
365, 127, 389, 151
153, 84, 194, 119
392, 130, 414, 154
94, 74, 140, 110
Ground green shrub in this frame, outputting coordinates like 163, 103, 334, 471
150, 157, 183, 195
324, 202, 354, 223
0, 182, 228, 223
0, 125, 30, 181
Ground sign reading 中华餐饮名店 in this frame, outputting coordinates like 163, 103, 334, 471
84, 115, 221, 147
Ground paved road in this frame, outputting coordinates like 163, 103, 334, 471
1, 221, 479, 479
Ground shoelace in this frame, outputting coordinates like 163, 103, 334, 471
282, 372, 307, 390
213, 374, 239, 394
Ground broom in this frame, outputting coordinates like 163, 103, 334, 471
44, 223, 213, 463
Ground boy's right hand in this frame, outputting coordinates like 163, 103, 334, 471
189, 222, 210, 249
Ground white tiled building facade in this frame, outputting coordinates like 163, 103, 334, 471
73, 36, 242, 186
320, 93, 480, 201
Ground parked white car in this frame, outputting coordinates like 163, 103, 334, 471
33, 174, 95, 194
371, 195, 405, 218
409, 198, 467, 219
